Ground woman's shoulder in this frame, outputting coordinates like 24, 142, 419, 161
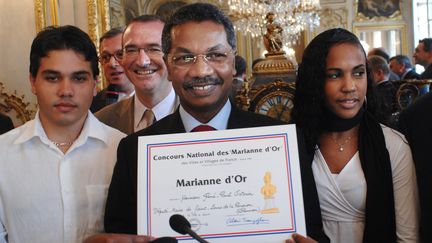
380, 124, 408, 145
380, 124, 412, 168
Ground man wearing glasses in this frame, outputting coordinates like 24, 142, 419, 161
101, 3, 327, 242
95, 15, 179, 135
90, 27, 135, 113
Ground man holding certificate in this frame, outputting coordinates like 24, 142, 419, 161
102, 3, 328, 243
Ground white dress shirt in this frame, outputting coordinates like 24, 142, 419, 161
179, 99, 231, 132
133, 87, 177, 132
312, 126, 419, 243
0, 111, 126, 243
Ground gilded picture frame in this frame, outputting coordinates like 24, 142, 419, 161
87, 0, 111, 46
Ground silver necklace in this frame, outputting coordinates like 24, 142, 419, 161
331, 136, 351, 152
50, 140, 74, 147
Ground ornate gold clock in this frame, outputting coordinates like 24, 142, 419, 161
248, 80, 295, 123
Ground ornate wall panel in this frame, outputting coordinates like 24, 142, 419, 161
0, 82, 37, 126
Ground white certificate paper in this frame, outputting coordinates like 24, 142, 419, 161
137, 124, 305, 242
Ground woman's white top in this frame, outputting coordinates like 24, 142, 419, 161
312, 126, 419, 243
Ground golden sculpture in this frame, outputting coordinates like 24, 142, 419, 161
261, 171, 279, 214
263, 12, 284, 54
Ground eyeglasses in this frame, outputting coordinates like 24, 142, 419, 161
116, 46, 163, 61
168, 50, 234, 67
98, 50, 123, 64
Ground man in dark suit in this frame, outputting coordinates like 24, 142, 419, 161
102, 3, 328, 243
368, 55, 397, 127
0, 113, 13, 134
414, 38, 432, 79
389, 55, 420, 80
398, 93, 432, 243
90, 27, 134, 113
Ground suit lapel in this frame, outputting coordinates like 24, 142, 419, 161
116, 96, 135, 134
168, 109, 186, 133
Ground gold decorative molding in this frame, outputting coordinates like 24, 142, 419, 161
0, 82, 37, 125
49, 0, 59, 26
34, 0, 46, 33
34, 0, 59, 33
319, 7, 348, 29
87, 0, 110, 89
395, 79, 432, 109
252, 54, 297, 76
87, 0, 110, 47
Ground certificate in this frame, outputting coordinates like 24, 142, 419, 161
137, 124, 305, 242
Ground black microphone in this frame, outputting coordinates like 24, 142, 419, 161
105, 83, 121, 105
150, 236, 178, 243
169, 214, 209, 243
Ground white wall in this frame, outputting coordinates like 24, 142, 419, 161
0, 0, 37, 106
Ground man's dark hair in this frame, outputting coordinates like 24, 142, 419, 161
419, 38, 432, 52
123, 15, 165, 46
369, 48, 390, 63
161, 3, 236, 55
292, 28, 377, 153
235, 55, 246, 77
127, 14, 165, 26
99, 27, 125, 44
29, 25, 99, 79
389, 55, 413, 69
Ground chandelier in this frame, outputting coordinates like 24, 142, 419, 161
222, 0, 320, 48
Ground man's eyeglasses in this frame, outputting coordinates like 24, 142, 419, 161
115, 46, 163, 61
98, 50, 123, 64
168, 50, 234, 67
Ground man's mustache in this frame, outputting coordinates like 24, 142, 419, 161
183, 76, 223, 89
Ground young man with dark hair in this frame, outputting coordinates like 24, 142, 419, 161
90, 27, 135, 113
0, 25, 125, 243
95, 15, 179, 135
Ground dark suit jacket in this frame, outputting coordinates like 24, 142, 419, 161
389, 71, 400, 81
0, 113, 13, 134
398, 92, 432, 243
104, 107, 329, 242
90, 88, 114, 113
375, 80, 397, 127
420, 64, 432, 79
402, 69, 421, 80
